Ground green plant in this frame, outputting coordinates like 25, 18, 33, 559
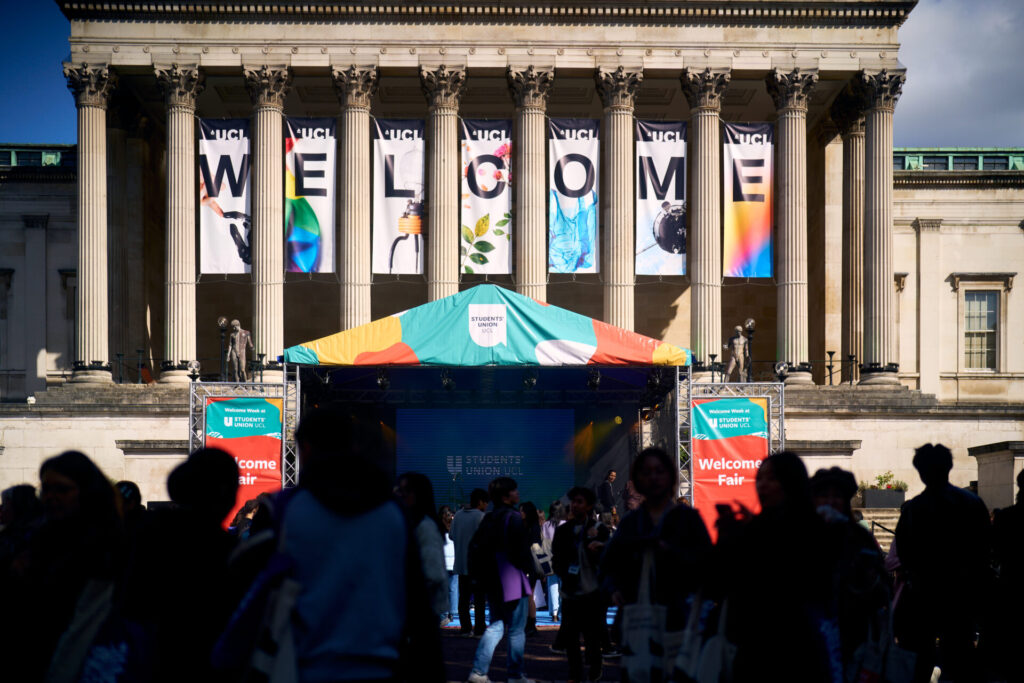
461, 211, 510, 273
858, 470, 909, 492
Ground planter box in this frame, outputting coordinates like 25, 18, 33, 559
861, 489, 906, 509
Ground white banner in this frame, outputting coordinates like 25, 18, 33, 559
199, 119, 251, 274
635, 120, 687, 276
285, 117, 335, 273
373, 119, 425, 275
460, 120, 512, 275
548, 119, 599, 274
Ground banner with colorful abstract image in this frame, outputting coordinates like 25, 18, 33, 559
691, 396, 769, 541
460, 120, 512, 275
372, 119, 425, 275
548, 119, 600, 274
635, 120, 687, 276
723, 123, 774, 278
285, 117, 335, 273
199, 119, 251, 274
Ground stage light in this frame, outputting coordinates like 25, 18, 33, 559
587, 369, 601, 390
522, 369, 537, 389
441, 368, 455, 391
377, 368, 390, 390
614, 415, 622, 424
641, 408, 654, 422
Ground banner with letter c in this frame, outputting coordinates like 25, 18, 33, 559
548, 118, 600, 273
204, 396, 283, 527
723, 123, 773, 278
691, 396, 769, 541
460, 120, 512, 275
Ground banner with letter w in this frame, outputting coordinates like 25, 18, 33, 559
460, 120, 512, 275
199, 119, 251, 274
635, 120, 687, 276
723, 122, 773, 278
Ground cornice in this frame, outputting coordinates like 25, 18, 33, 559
58, 1, 918, 28
894, 170, 1024, 190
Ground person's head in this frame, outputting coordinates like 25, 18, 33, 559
488, 477, 519, 507
756, 452, 810, 512
810, 467, 858, 518
168, 448, 240, 524
912, 443, 953, 488
548, 500, 565, 523
567, 486, 596, 520
631, 447, 678, 503
39, 451, 120, 529
396, 472, 444, 535
606, 469, 617, 483
115, 480, 143, 515
469, 488, 489, 511
230, 498, 260, 527
520, 501, 540, 528
438, 504, 454, 531
0, 484, 43, 527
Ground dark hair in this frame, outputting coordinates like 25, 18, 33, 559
488, 477, 518, 505
548, 500, 565, 521
606, 469, 617, 479
912, 443, 953, 487
567, 486, 596, 506
168, 448, 240, 523
40, 451, 120, 529
759, 451, 811, 510
520, 501, 541, 529
1, 484, 43, 526
115, 480, 143, 509
398, 472, 444, 535
469, 488, 489, 508
630, 447, 679, 490
810, 467, 858, 499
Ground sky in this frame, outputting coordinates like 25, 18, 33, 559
1, 0, 1022, 148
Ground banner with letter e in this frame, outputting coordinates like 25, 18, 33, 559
691, 396, 769, 541
204, 397, 283, 526
285, 117, 336, 273
723, 123, 773, 278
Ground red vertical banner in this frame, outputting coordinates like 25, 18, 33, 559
204, 396, 283, 526
691, 397, 769, 541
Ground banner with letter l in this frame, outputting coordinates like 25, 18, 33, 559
199, 119, 251, 274
548, 118, 600, 274
691, 396, 769, 541
372, 119, 425, 275
723, 122, 773, 278
285, 117, 336, 273
635, 120, 687, 276
460, 120, 512, 275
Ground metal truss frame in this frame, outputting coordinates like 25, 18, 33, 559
188, 364, 301, 488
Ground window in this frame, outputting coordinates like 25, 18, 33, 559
0, 150, 10, 166
893, 155, 904, 171
15, 150, 41, 166
983, 156, 1009, 170
952, 156, 978, 170
922, 155, 948, 170
964, 291, 997, 370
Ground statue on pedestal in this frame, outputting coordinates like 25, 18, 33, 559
227, 319, 254, 382
724, 325, 749, 382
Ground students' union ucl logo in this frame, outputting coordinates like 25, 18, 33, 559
224, 416, 233, 427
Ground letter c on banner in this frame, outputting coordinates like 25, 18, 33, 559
554, 153, 596, 198
466, 154, 506, 199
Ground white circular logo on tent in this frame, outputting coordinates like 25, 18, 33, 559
469, 304, 507, 348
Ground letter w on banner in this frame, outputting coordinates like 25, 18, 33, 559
373, 119, 425, 275
691, 397, 769, 542
460, 120, 512, 274
199, 119, 251, 274
285, 117, 336, 273
548, 119, 599, 274
636, 120, 686, 276
723, 123, 774, 278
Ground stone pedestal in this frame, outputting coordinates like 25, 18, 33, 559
969, 441, 1024, 511
508, 65, 552, 303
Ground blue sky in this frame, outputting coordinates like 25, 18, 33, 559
1, 0, 1022, 147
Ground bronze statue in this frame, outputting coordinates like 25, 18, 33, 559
227, 319, 254, 382
724, 325, 749, 382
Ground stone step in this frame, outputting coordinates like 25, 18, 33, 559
854, 507, 900, 554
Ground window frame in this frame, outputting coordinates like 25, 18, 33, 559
953, 275, 1013, 374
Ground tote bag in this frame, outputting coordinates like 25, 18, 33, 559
670, 591, 705, 683
622, 550, 684, 683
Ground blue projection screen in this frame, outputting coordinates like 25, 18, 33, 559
396, 408, 575, 510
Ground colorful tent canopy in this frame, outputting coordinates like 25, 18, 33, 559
284, 284, 690, 367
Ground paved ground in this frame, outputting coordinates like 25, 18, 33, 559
442, 624, 621, 683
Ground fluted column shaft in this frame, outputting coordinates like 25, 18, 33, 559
508, 66, 553, 302
65, 63, 117, 383
682, 68, 730, 373
767, 68, 818, 384
245, 65, 291, 379
421, 65, 465, 301
334, 66, 378, 330
840, 120, 865, 383
597, 66, 642, 331
157, 65, 204, 381
861, 70, 905, 385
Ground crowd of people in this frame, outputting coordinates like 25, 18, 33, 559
0, 403, 1021, 683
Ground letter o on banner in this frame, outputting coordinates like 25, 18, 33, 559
466, 154, 506, 199
554, 153, 596, 198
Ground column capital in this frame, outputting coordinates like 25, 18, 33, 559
766, 67, 818, 112
859, 69, 906, 112
156, 63, 205, 110
507, 65, 554, 110
63, 62, 117, 109
420, 64, 465, 111
830, 85, 869, 137
595, 66, 643, 111
681, 67, 731, 111
331, 64, 378, 110
244, 64, 292, 109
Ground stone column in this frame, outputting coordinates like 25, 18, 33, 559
681, 67, 730, 375
23, 215, 48, 395
507, 65, 553, 302
332, 65, 378, 330
245, 65, 291, 380
596, 66, 642, 331
915, 218, 942, 395
831, 89, 868, 384
106, 102, 128, 370
420, 65, 465, 301
64, 63, 117, 383
767, 68, 818, 385
156, 64, 204, 382
860, 69, 905, 385
124, 117, 149, 380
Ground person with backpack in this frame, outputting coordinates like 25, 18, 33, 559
466, 477, 536, 683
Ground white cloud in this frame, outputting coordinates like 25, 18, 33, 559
895, 0, 1024, 147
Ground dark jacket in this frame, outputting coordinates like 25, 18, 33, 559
597, 480, 616, 512
552, 516, 611, 596
472, 504, 533, 602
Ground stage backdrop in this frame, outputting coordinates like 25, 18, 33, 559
723, 123, 774, 278
635, 120, 687, 276
460, 120, 513, 275
691, 396, 769, 541
285, 117, 336, 273
373, 119, 425, 275
199, 119, 251, 274
548, 119, 600, 274
204, 396, 283, 526
396, 408, 574, 510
